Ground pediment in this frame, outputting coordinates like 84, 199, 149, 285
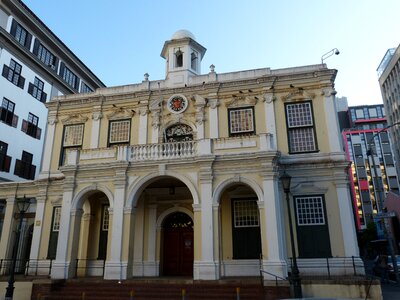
61, 114, 88, 124
106, 107, 135, 120
282, 89, 316, 102
225, 95, 259, 108
290, 182, 328, 195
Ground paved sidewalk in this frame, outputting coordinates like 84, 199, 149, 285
381, 282, 400, 300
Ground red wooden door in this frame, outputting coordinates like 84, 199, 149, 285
163, 227, 193, 276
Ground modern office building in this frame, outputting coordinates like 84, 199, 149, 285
340, 103, 399, 231
0, 29, 362, 296
378, 45, 400, 178
0, 0, 105, 182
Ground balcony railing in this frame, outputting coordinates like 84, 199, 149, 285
64, 133, 274, 166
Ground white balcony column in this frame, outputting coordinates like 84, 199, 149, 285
144, 204, 158, 276
194, 168, 218, 280
138, 106, 149, 144
0, 197, 16, 260
150, 100, 162, 143
335, 175, 359, 256
259, 175, 287, 279
208, 96, 219, 139
193, 95, 206, 139
132, 204, 145, 276
104, 172, 127, 280
263, 92, 277, 150
323, 88, 342, 152
52, 182, 79, 279
28, 191, 46, 274
90, 111, 102, 148
39, 115, 57, 177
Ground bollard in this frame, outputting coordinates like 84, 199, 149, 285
130, 289, 135, 300
236, 287, 240, 300
182, 288, 186, 300
82, 291, 86, 300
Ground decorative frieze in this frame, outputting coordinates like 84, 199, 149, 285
61, 114, 88, 125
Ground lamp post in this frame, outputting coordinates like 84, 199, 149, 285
5, 195, 30, 300
366, 121, 400, 284
321, 48, 340, 64
281, 171, 302, 298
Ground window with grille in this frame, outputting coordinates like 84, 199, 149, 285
63, 124, 84, 147
52, 207, 61, 231
59, 62, 79, 90
102, 206, 109, 231
22, 112, 41, 139
233, 199, 259, 228
32, 39, 58, 70
1, 98, 17, 127
295, 196, 325, 226
109, 120, 130, 145
2, 59, 25, 89
10, 19, 32, 49
28, 77, 47, 102
285, 101, 317, 153
228, 107, 255, 136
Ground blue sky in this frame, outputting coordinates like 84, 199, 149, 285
23, 0, 400, 106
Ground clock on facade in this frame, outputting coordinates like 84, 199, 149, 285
167, 95, 188, 113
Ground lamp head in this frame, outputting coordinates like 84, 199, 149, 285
16, 195, 31, 214
334, 49, 340, 55
280, 171, 292, 193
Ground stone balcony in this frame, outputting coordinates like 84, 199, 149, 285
64, 133, 275, 167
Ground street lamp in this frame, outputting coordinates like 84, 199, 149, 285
5, 195, 30, 300
366, 121, 400, 284
321, 48, 340, 64
281, 171, 302, 298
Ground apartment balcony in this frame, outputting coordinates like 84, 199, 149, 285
63, 133, 275, 167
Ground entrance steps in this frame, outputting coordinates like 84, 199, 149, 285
31, 277, 290, 300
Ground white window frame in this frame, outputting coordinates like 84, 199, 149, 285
295, 196, 326, 226
52, 207, 61, 232
233, 199, 259, 228
63, 124, 84, 147
102, 205, 109, 231
109, 119, 131, 145
228, 107, 255, 135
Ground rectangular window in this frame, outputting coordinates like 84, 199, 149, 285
63, 124, 84, 147
80, 82, 93, 93
52, 207, 61, 231
233, 199, 259, 228
295, 196, 325, 226
285, 101, 317, 153
0, 98, 18, 127
368, 108, 377, 118
109, 120, 131, 145
22, 113, 41, 139
0, 141, 11, 172
32, 39, 58, 70
355, 109, 364, 119
59, 62, 79, 90
2, 59, 25, 89
14, 150, 35, 180
228, 107, 255, 136
10, 19, 32, 49
28, 77, 47, 102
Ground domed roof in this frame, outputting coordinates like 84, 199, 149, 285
171, 29, 196, 41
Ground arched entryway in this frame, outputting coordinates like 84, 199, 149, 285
161, 212, 194, 276
164, 123, 193, 142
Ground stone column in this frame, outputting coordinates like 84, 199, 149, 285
259, 174, 287, 279
145, 204, 158, 276
194, 165, 218, 280
39, 115, 57, 178
122, 208, 135, 278
51, 177, 76, 279
263, 92, 277, 150
138, 106, 149, 144
208, 96, 219, 139
0, 197, 16, 260
335, 175, 359, 256
323, 88, 342, 152
132, 203, 145, 276
104, 170, 127, 280
90, 111, 102, 148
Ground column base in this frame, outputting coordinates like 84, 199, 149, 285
193, 261, 219, 280
51, 260, 74, 279
104, 261, 128, 280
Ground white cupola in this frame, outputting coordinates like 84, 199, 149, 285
161, 30, 206, 86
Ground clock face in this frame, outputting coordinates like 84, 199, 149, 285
167, 95, 188, 113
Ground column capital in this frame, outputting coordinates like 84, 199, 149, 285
207, 98, 219, 109
47, 115, 58, 125
321, 87, 337, 97
92, 111, 103, 121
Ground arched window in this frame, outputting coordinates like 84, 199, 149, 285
175, 49, 183, 68
165, 123, 193, 142
191, 51, 198, 71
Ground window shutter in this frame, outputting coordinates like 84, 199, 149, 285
10, 19, 17, 36
41, 92, 47, 103
59, 62, 65, 76
12, 114, 18, 128
25, 33, 32, 49
14, 159, 22, 177
21, 119, 28, 133
4, 155, 11, 172
18, 76, 25, 89
36, 127, 42, 139
32, 39, 40, 55
29, 164, 36, 180
28, 82, 34, 95
2, 65, 10, 78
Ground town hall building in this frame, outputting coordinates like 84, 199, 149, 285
0, 30, 361, 284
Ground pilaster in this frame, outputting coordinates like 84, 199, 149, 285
39, 115, 58, 177
138, 105, 149, 144
208, 95, 219, 139
90, 110, 103, 148
322, 88, 342, 152
0, 198, 16, 260
263, 91, 277, 150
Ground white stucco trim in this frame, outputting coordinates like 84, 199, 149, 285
71, 184, 115, 210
